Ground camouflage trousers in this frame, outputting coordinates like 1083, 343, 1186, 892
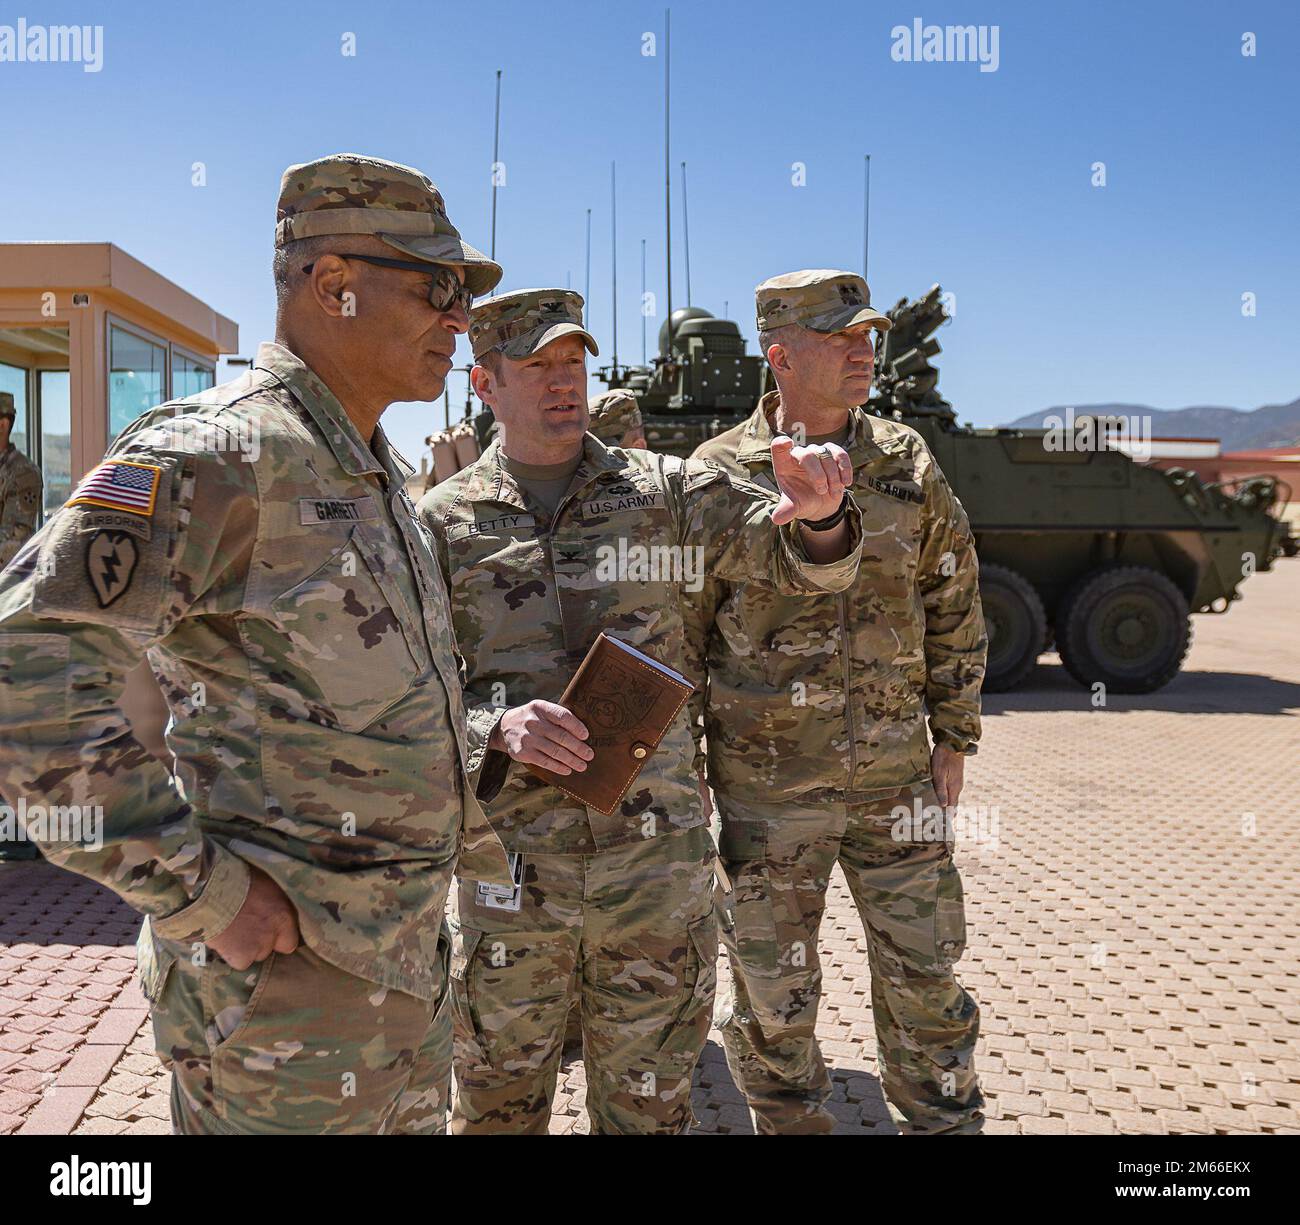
716, 782, 982, 1134
138, 921, 453, 1135
449, 824, 717, 1134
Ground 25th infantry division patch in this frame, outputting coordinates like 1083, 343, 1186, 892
86, 530, 140, 607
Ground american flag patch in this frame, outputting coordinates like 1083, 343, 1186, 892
68, 460, 163, 516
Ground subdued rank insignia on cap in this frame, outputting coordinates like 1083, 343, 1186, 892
541, 299, 567, 315
838, 283, 864, 304
86, 530, 140, 607
67, 460, 162, 517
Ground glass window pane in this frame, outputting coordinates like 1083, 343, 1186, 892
172, 352, 215, 402
39, 371, 71, 518
109, 325, 166, 440
0, 361, 29, 454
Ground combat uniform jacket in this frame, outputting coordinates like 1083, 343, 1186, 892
0, 443, 43, 567
419, 433, 863, 856
689, 392, 986, 802
0, 342, 508, 1001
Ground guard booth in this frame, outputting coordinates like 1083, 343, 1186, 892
0, 243, 238, 756
0, 242, 238, 519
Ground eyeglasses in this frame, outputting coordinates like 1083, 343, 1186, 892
302, 254, 474, 313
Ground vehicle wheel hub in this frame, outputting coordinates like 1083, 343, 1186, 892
1115, 616, 1146, 647
1096, 597, 1161, 662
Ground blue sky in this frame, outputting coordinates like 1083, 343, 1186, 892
2, 0, 1296, 462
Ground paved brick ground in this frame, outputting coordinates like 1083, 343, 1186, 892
2, 560, 1297, 1135
0, 865, 145, 1135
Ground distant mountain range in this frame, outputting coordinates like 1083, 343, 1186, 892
1000, 396, 1300, 452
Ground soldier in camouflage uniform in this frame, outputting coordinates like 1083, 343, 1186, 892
418, 287, 865, 1134
0, 391, 43, 568
0, 153, 512, 1134
562, 386, 646, 1055
0, 391, 43, 859
689, 270, 988, 1134
587, 388, 646, 448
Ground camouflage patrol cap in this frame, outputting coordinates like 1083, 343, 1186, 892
0, 392, 14, 420
275, 153, 503, 295
469, 288, 599, 361
755, 269, 892, 335
587, 390, 643, 444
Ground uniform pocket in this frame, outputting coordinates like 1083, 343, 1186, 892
754, 603, 840, 690
934, 856, 968, 969
206, 948, 431, 1132
651, 914, 719, 1079
718, 820, 780, 979
135, 917, 177, 1006
448, 925, 493, 1069
207, 952, 279, 1108
663, 913, 718, 1036
207, 953, 277, 1047
687, 913, 719, 1005
269, 527, 418, 732
0, 635, 69, 732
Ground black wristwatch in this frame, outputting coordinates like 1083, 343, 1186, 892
801, 493, 850, 532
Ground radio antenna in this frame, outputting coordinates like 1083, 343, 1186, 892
663, 8, 673, 352
610, 161, 619, 374
490, 70, 502, 261
862, 153, 871, 278
681, 160, 692, 306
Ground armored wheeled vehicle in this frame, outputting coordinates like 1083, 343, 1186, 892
593, 288, 1295, 693
412, 289, 1292, 692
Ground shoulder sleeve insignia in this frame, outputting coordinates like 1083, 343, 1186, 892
67, 460, 162, 517
86, 530, 140, 607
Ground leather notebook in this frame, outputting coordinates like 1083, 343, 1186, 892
526, 632, 695, 815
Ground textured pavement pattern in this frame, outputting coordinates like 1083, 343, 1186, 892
1, 560, 1297, 1136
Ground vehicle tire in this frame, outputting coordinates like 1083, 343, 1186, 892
1057, 565, 1191, 694
978, 564, 1047, 691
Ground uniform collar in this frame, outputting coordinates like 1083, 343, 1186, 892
458, 430, 628, 512
370, 427, 416, 487
254, 342, 385, 479
734, 389, 882, 469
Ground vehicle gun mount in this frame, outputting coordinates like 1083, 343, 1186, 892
873, 284, 956, 424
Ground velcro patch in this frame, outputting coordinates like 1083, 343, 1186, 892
76, 508, 152, 542
31, 458, 175, 633
299, 496, 379, 525
67, 460, 162, 516
581, 491, 666, 518
447, 512, 538, 542
862, 475, 924, 505
86, 530, 140, 607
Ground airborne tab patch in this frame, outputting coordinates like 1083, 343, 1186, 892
67, 460, 162, 517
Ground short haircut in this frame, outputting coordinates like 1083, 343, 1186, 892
272, 235, 339, 310
477, 348, 508, 384
758, 322, 802, 362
